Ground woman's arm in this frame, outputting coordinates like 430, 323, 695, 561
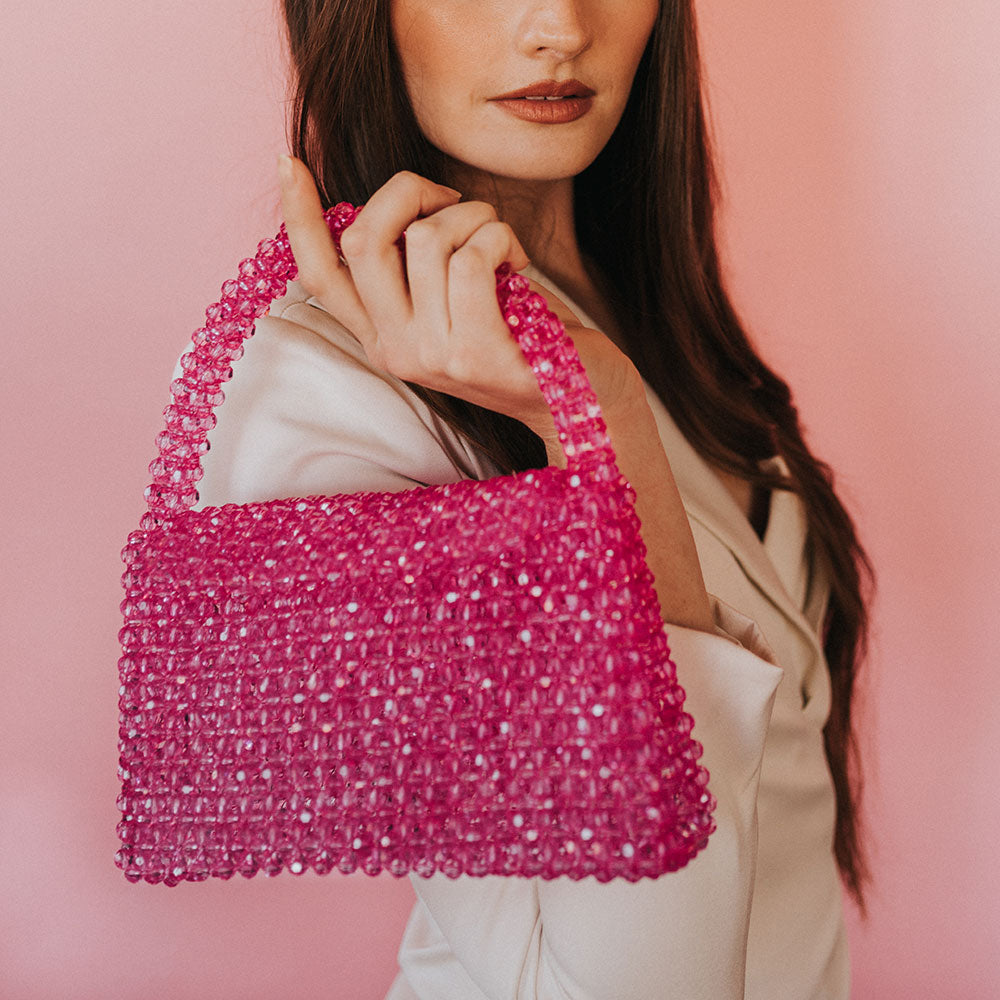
536, 381, 716, 634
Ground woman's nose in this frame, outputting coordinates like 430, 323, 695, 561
517, 1, 593, 61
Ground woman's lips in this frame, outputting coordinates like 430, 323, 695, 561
490, 79, 595, 124
491, 95, 594, 124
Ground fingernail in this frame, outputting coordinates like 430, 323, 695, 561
277, 154, 294, 185
442, 185, 462, 199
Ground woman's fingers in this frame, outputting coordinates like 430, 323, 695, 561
277, 155, 340, 287
404, 200, 500, 333
277, 162, 545, 423
432, 220, 544, 421
448, 220, 532, 347
277, 155, 372, 339
339, 171, 462, 332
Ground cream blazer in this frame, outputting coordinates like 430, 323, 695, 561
193, 270, 849, 1000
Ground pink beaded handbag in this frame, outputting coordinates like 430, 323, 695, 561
115, 204, 716, 887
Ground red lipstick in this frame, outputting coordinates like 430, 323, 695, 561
491, 79, 596, 124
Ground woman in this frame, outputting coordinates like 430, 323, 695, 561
196, 1, 872, 996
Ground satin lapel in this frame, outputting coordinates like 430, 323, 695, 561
641, 384, 817, 647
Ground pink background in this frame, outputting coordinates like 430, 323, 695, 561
2, 1, 997, 997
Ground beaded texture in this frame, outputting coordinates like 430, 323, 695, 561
115, 205, 715, 887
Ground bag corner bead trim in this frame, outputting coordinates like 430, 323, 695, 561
115, 205, 715, 887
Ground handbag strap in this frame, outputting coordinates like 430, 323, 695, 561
144, 203, 621, 526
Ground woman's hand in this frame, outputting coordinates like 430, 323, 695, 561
277, 156, 713, 631
276, 157, 642, 449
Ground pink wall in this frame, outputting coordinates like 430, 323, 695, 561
2, 1, 996, 997
697, 2, 1000, 995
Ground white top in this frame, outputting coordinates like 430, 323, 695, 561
192, 269, 849, 1000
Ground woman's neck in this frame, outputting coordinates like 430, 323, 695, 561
450, 169, 580, 272
450, 168, 626, 348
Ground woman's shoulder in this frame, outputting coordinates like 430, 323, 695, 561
194, 281, 495, 508
250, 278, 408, 404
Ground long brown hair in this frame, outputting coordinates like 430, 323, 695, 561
281, 0, 874, 905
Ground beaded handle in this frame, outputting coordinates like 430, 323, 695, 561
145, 204, 621, 524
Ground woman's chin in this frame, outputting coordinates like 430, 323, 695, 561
443, 146, 603, 188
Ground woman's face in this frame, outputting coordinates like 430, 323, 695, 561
391, 1, 660, 183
